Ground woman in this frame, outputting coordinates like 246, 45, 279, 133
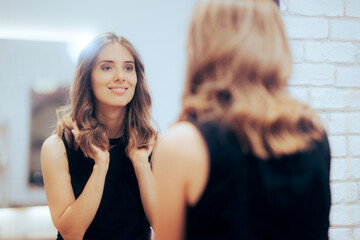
41, 32, 157, 239
153, 0, 331, 239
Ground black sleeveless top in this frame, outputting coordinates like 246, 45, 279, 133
186, 122, 331, 240
58, 135, 150, 240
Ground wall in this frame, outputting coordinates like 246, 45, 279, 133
0, 39, 75, 207
280, 0, 360, 239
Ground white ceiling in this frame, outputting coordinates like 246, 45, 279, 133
0, 0, 197, 41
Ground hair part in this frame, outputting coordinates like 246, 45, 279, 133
55, 32, 157, 158
179, 0, 323, 159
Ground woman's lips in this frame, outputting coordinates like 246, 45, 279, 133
108, 87, 128, 94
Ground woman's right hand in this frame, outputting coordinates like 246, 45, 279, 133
71, 122, 110, 169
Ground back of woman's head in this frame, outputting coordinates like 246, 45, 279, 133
185, 0, 291, 96
56, 32, 156, 158
180, 0, 324, 159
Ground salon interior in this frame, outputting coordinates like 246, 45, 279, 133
1, 0, 359, 239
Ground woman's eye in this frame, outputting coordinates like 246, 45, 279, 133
124, 65, 134, 71
102, 66, 112, 71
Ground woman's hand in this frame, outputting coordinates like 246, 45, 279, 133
128, 139, 155, 166
128, 146, 153, 165
71, 122, 110, 169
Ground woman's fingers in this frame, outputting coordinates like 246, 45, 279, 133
146, 137, 156, 154
71, 121, 80, 142
70, 122, 109, 163
129, 143, 155, 162
147, 144, 154, 155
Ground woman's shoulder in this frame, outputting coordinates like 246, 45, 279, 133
41, 134, 68, 165
154, 121, 210, 205
160, 121, 206, 150
43, 134, 64, 148
154, 121, 208, 167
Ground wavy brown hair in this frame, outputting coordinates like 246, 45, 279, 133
179, 0, 324, 159
55, 32, 157, 158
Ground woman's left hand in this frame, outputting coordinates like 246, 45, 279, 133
129, 139, 155, 165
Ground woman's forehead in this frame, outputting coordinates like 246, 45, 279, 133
96, 43, 134, 63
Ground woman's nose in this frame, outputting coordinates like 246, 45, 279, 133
115, 69, 125, 82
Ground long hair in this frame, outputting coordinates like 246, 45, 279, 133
179, 0, 324, 159
55, 32, 157, 158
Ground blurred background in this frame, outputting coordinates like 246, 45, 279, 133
0, 0, 359, 239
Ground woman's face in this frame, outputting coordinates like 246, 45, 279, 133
91, 43, 137, 109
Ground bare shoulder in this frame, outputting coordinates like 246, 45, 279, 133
41, 134, 67, 166
154, 122, 209, 205
157, 121, 207, 160
162, 121, 204, 147
154, 121, 208, 180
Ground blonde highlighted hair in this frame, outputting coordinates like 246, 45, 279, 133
55, 32, 156, 158
179, 0, 323, 159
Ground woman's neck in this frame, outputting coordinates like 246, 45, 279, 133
95, 105, 127, 138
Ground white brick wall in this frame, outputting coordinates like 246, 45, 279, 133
349, 136, 360, 156
330, 19, 360, 40
336, 66, 360, 87
328, 113, 347, 135
349, 113, 360, 133
331, 183, 358, 204
288, 40, 303, 62
346, 0, 360, 18
355, 228, 360, 240
329, 228, 354, 240
290, 64, 336, 86
304, 42, 357, 64
281, 0, 360, 239
288, 0, 344, 17
283, 16, 329, 39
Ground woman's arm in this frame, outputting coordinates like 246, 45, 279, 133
41, 134, 109, 240
129, 140, 156, 226
152, 122, 209, 240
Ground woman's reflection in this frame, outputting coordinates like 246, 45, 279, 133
41, 32, 157, 239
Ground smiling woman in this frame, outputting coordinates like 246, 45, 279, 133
41, 32, 157, 240
91, 43, 138, 113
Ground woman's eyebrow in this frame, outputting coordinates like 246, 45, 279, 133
124, 60, 135, 64
97, 60, 114, 64
97, 60, 135, 65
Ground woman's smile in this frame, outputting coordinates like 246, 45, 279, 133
108, 86, 129, 95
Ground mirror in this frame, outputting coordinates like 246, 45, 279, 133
0, 1, 198, 239
29, 85, 69, 186
0, 0, 198, 209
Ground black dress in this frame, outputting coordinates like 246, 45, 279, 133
57, 135, 150, 240
186, 121, 331, 240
